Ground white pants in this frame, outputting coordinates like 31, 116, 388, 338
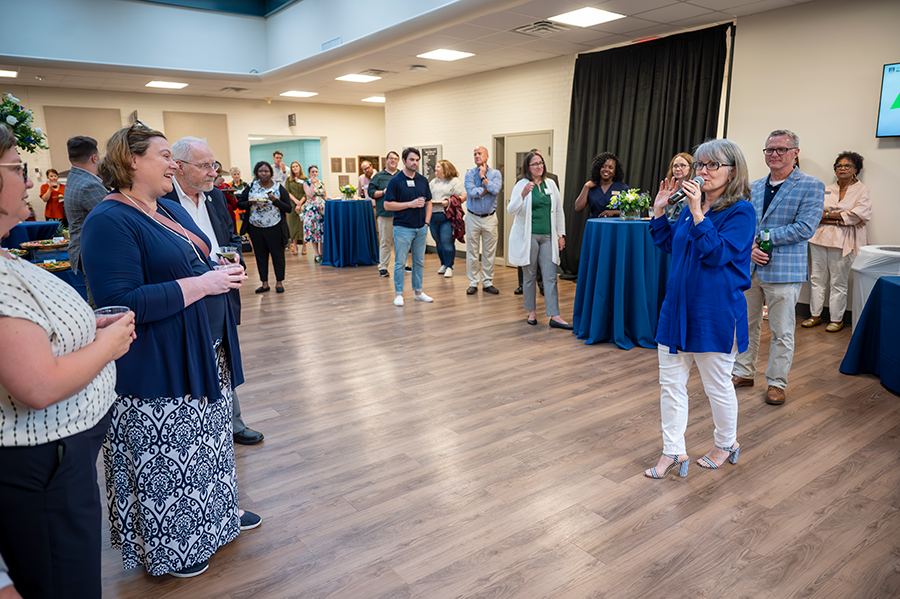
809, 243, 853, 323
377, 216, 394, 272
659, 342, 738, 456
733, 271, 802, 389
465, 212, 498, 287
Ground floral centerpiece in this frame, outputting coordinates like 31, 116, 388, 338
339, 183, 357, 200
1, 93, 48, 153
609, 188, 651, 220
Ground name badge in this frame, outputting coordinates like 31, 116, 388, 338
611, 191, 620, 196
406, 179, 416, 187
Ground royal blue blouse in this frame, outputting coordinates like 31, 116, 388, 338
650, 199, 755, 354
81, 198, 244, 399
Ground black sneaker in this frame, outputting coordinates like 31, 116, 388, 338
240, 510, 262, 530
405, 265, 412, 272
379, 269, 388, 277
170, 560, 209, 578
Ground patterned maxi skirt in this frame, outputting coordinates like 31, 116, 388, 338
103, 344, 240, 576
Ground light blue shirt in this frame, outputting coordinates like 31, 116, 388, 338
464, 166, 502, 215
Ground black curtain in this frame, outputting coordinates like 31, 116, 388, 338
560, 24, 730, 276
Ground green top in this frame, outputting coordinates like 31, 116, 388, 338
285, 178, 307, 203
530, 182, 551, 235
368, 169, 397, 217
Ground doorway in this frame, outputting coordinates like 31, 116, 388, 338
492, 131, 553, 267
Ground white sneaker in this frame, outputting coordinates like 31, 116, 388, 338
443, 267, 453, 278
393, 295, 404, 306
414, 292, 433, 303
437, 265, 447, 275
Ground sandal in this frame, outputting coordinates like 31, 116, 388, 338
697, 443, 740, 469
644, 453, 689, 479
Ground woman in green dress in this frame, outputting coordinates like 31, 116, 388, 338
285, 161, 307, 255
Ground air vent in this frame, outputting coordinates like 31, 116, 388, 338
219, 87, 249, 93
513, 20, 569, 37
359, 69, 395, 78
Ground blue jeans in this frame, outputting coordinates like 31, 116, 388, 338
393, 224, 426, 294
429, 212, 455, 269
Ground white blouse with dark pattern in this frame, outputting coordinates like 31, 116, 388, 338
247, 180, 284, 228
0, 255, 116, 446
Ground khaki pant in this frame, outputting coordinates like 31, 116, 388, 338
733, 271, 802, 389
465, 212, 498, 287
377, 216, 394, 272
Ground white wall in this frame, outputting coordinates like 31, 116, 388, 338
6, 85, 385, 205
727, 0, 900, 247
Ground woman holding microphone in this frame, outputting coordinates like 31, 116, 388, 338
643, 139, 755, 479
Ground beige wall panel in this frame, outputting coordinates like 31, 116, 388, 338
162, 111, 230, 167
42, 106, 122, 173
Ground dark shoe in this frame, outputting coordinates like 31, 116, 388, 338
732, 375, 754, 388
255, 286, 270, 294
549, 319, 573, 330
405, 265, 412, 272
466, 286, 477, 295
765, 386, 786, 405
483, 285, 499, 294
315, 256, 322, 264
240, 510, 262, 530
539, 285, 545, 297
234, 428, 264, 445
379, 269, 388, 277
514, 286, 523, 295
275, 285, 285, 293
170, 560, 209, 578
526, 318, 537, 325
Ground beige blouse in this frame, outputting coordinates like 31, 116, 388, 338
809, 181, 871, 257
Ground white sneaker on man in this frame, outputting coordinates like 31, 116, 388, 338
443, 267, 453, 278
414, 292, 433, 303
437, 265, 447, 275
393, 295, 404, 306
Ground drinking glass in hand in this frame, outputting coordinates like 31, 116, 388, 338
94, 305, 130, 329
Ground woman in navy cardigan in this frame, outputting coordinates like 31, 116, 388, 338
643, 139, 755, 479
82, 125, 259, 578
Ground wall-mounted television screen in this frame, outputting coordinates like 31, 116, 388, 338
876, 62, 900, 137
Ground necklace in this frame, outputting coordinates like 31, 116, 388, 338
120, 190, 208, 264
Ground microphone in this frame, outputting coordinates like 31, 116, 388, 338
666, 175, 705, 205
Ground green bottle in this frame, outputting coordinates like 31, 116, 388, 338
758, 229, 773, 263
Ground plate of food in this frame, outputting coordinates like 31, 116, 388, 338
35, 260, 71, 272
7, 248, 27, 257
20, 239, 68, 249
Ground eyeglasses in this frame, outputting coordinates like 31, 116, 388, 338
179, 159, 217, 172
0, 162, 27, 183
762, 147, 797, 156
529, 161, 544, 168
835, 164, 855, 170
693, 161, 732, 171
672, 163, 689, 169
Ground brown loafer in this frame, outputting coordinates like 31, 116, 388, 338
826, 321, 844, 332
801, 316, 822, 328
466, 286, 477, 295
732, 375, 754, 388
765, 386, 786, 405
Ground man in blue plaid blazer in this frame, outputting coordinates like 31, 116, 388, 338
63, 136, 107, 276
732, 130, 825, 406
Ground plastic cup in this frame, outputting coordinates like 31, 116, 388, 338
94, 306, 130, 329
217, 246, 238, 261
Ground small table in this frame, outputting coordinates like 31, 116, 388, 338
850, 246, 900, 330
321, 199, 378, 267
1, 221, 58, 249
572, 218, 671, 350
840, 276, 900, 394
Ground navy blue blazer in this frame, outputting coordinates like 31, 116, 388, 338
82, 197, 244, 400
162, 186, 243, 324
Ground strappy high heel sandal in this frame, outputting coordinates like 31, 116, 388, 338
697, 442, 740, 469
644, 453, 689, 479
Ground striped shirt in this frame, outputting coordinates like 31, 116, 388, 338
0, 256, 116, 446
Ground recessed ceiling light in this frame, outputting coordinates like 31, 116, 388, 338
549, 7, 625, 28
0, 70, 18, 78
146, 80, 188, 89
248, 137, 265, 140
417, 49, 474, 61
280, 90, 318, 98
362, 97, 386, 103
336, 74, 381, 83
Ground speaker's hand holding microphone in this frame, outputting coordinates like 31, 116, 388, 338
666, 175, 705, 206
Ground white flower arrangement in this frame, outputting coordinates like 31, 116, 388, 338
0, 93, 47, 153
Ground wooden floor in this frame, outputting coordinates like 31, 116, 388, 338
100, 251, 900, 599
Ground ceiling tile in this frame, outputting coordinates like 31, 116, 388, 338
516, 38, 593, 55
633, 3, 715, 22
725, 0, 796, 15
438, 22, 501, 39
594, 0, 679, 16
687, 0, 761, 9
509, 0, 585, 19
468, 10, 537, 31
475, 30, 537, 46
590, 16, 659, 35
446, 40, 504, 54
671, 11, 733, 27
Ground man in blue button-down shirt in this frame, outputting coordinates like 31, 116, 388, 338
463, 146, 503, 295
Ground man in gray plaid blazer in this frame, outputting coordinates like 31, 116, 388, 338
732, 130, 824, 406
63, 136, 107, 276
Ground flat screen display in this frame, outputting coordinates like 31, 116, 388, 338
876, 62, 900, 137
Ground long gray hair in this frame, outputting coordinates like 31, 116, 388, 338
693, 139, 750, 212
